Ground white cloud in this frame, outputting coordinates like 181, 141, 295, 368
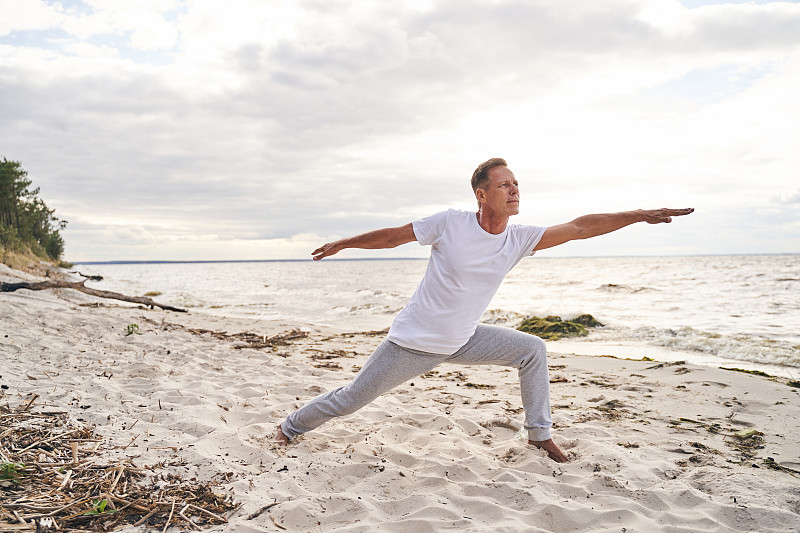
111, 225, 158, 245
776, 190, 800, 204
0, 0, 64, 36
56, 1, 181, 49
61, 41, 119, 58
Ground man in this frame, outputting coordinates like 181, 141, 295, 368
275, 158, 693, 463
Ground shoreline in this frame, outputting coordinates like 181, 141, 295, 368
547, 337, 800, 380
145, 303, 800, 380
2, 264, 799, 531
73, 255, 800, 379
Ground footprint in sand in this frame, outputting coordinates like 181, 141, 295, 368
687, 381, 730, 388
480, 418, 520, 439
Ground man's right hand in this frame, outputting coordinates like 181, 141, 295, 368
312, 223, 417, 261
312, 241, 342, 261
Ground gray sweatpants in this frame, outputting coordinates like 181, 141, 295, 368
281, 324, 553, 442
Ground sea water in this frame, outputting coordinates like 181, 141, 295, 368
75, 255, 800, 377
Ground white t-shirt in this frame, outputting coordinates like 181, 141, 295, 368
387, 209, 546, 354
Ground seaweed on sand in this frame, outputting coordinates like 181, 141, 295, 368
516, 314, 604, 341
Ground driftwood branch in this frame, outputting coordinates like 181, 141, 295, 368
0, 279, 187, 312
69, 270, 104, 281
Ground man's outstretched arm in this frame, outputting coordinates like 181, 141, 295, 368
312, 223, 417, 261
534, 208, 694, 251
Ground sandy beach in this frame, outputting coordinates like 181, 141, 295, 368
2, 263, 799, 532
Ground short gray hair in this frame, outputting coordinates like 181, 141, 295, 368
471, 158, 508, 193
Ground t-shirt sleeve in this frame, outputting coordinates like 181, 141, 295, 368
519, 224, 547, 257
411, 210, 450, 246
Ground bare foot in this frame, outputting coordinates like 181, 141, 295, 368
275, 424, 289, 446
529, 438, 569, 463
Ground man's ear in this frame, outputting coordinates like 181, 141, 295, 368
476, 188, 486, 204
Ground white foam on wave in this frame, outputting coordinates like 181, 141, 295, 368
547, 325, 800, 376
626, 325, 800, 368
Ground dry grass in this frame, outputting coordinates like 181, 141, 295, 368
1, 395, 238, 532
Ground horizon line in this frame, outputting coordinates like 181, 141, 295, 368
72, 257, 427, 265
71, 251, 799, 265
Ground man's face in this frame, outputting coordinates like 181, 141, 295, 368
478, 166, 520, 217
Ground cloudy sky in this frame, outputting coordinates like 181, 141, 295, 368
2, 0, 799, 261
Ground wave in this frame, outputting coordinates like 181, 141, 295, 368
331, 303, 403, 315
596, 284, 659, 293
485, 305, 800, 370
205, 302, 275, 310
482, 309, 530, 326
626, 326, 800, 369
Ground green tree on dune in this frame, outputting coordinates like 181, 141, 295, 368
0, 158, 67, 262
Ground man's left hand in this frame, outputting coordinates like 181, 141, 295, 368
640, 207, 694, 224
